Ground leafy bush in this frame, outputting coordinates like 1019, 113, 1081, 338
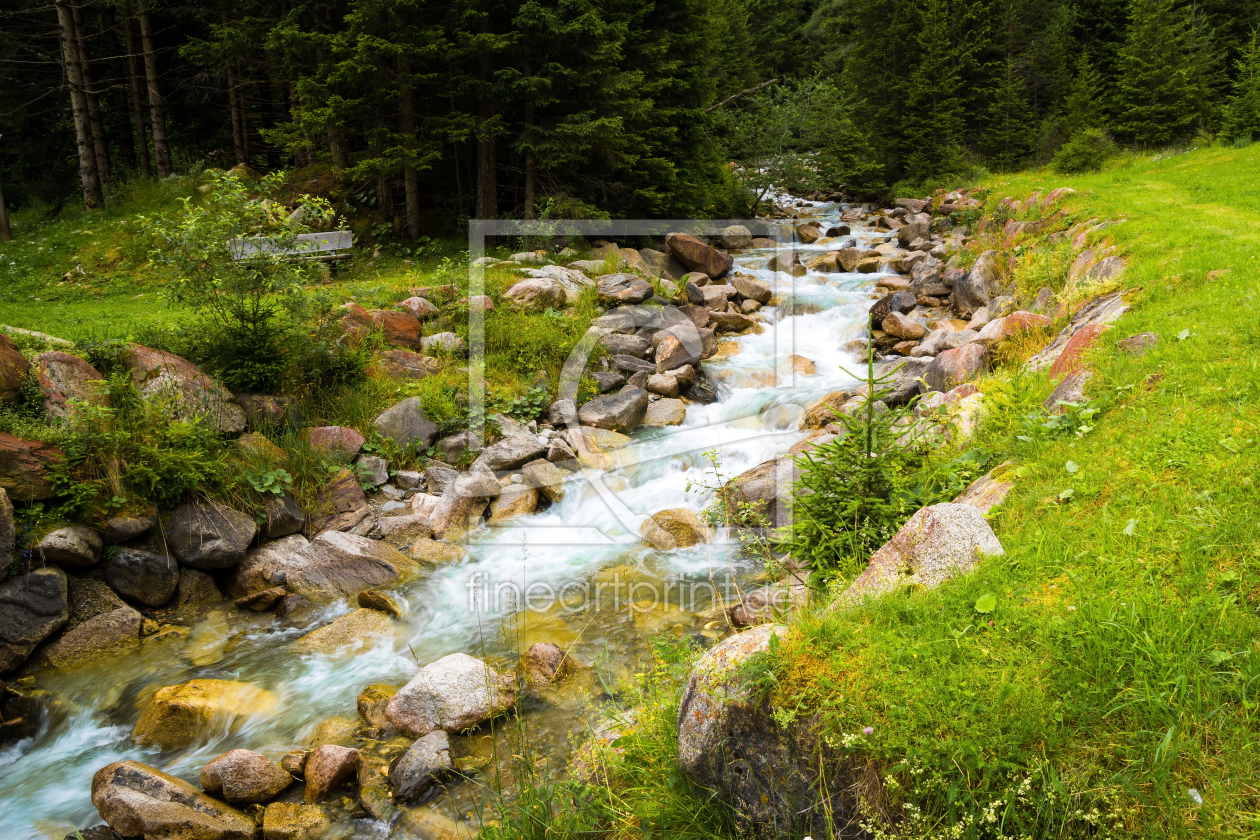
1051, 128, 1116, 174
142, 171, 336, 392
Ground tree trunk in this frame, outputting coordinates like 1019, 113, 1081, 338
137, 0, 171, 177
71, 2, 111, 184
399, 61, 421, 239
226, 64, 247, 165
328, 130, 347, 169
55, 0, 103, 210
523, 76, 535, 220
101, 9, 136, 172
123, 3, 151, 176
0, 170, 12, 241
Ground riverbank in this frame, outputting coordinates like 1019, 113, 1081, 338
565, 144, 1260, 840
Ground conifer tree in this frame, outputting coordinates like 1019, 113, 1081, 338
1115, 0, 1198, 146
901, 0, 966, 182
1061, 53, 1108, 135
1220, 31, 1260, 142
985, 55, 1036, 170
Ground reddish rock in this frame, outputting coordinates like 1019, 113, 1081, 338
369, 309, 422, 348
0, 432, 61, 501
341, 304, 373, 342
121, 345, 245, 434
304, 426, 365, 461
1048, 323, 1110, 378
304, 745, 360, 803
468, 295, 494, 312
923, 344, 987, 393
31, 351, 108, 420
665, 233, 733, 279
0, 335, 31, 402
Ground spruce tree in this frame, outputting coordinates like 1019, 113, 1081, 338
900, 0, 966, 182
1221, 31, 1260, 142
1115, 0, 1198, 146
984, 55, 1036, 171
1061, 53, 1108, 135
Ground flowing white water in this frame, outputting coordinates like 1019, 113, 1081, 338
0, 201, 888, 838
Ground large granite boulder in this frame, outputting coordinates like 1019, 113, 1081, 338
122, 345, 246, 434
307, 468, 370, 533
428, 473, 502, 540
505, 279, 566, 311
286, 532, 418, 600
92, 760, 258, 840
596, 274, 654, 305
227, 535, 308, 599
469, 434, 548, 474
104, 549, 180, 607
0, 432, 61, 501
372, 397, 439, 450
389, 731, 453, 803
36, 525, 102, 569
665, 233, 733, 279
385, 653, 516, 736
132, 679, 277, 750
32, 351, 109, 420
840, 503, 1004, 603
677, 624, 855, 836
577, 389, 648, 434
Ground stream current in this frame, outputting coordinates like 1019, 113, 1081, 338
0, 199, 890, 838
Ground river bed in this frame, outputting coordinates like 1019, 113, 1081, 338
0, 199, 888, 838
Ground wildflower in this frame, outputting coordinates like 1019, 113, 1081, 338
863, 726, 874, 735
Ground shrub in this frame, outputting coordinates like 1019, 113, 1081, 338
779, 358, 986, 584
1051, 128, 1116, 174
141, 171, 336, 392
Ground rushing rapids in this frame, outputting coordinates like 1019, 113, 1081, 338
0, 199, 892, 838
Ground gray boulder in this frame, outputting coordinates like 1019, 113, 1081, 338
168, 501, 257, 570
105, 548, 180, 607
286, 532, 417, 600
596, 274, 653, 305
0, 566, 68, 673
577, 389, 649, 434
869, 291, 916, 325
425, 461, 460, 494
260, 494, 304, 541
385, 652, 516, 736
841, 503, 1004, 602
731, 275, 771, 304
372, 397, 439, 450
951, 250, 1004, 317
36, 525, 103, 569
677, 624, 853, 836
429, 473, 502, 540
470, 435, 548, 474
599, 333, 651, 358
896, 212, 931, 247
389, 731, 453, 803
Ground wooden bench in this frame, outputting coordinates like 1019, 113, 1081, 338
229, 230, 353, 263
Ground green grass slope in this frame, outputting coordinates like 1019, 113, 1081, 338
762, 147, 1260, 836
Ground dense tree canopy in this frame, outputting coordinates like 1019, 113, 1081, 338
1, 0, 1257, 224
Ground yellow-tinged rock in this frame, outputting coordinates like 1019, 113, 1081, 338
501, 610, 581, 649
132, 679, 278, 750
263, 802, 330, 840
640, 508, 712, 550
291, 608, 393, 657
630, 599, 690, 634
410, 537, 467, 563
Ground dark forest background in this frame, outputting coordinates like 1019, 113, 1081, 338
3, 0, 1259, 230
